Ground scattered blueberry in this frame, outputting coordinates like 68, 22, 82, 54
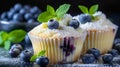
30, 6, 40, 14
34, 13, 39, 19
82, 54, 95, 64
11, 44, 23, 51
79, 14, 91, 24
13, 13, 23, 22
68, 19, 79, 29
20, 50, 33, 62
48, 19, 59, 29
108, 49, 119, 57
87, 48, 100, 59
102, 54, 113, 63
7, 11, 15, 19
9, 48, 21, 57
24, 13, 33, 21
14, 3, 22, 11
28, 19, 35, 23
36, 56, 49, 66
114, 43, 120, 52
24, 5, 31, 10
1, 12, 8, 20
25, 34, 32, 48
114, 38, 120, 45
19, 8, 27, 15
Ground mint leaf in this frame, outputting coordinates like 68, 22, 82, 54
8, 30, 26, 43
78, 5, 88, 14
4, 40, 10, 50
47, 5, 55, 15
37, 11, 54, 22
38, 50, 46, 57
0, 31, 8, 45
55, 4, 70, 18
30, 55, 37, 62
89, 4, 99, 14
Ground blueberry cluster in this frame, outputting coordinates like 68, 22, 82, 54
9, 43, 49, 66
9, 44, 23, 57
82, 38, 120, 64
0, 3, 41, 23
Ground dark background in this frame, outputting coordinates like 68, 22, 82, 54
0, 0, 120, 38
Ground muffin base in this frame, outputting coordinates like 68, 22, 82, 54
82, 28, 117, 55
29, 35, 85, 64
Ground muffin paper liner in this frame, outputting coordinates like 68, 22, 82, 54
82, 27, 118, 55
28, 33, 86, 64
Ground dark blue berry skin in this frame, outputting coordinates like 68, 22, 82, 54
7, 10, 16, 20
36, 56, 49, 66
1, 12, 8, 20
102, 54, 113, 63
48, 19, 59, 29
24, 5, 31, 10
25, 34, 32, 48
11, 44, 23, 51
19, 8, 27, 15
114, 43, 120, 52
82, 54, 95, 64
114, 38, 120, 45
68, 19, 79, 29
30, 6, 41, 14
108, 49, 119, 57
13, 13, 23, 22
79, 14, 92, 24
20, 50, 33, 62
87, 48, 100, 59
9, 48, 21, 57
14, 3, 22, 11
28, 19, 35, 23
24, 13, 33, 21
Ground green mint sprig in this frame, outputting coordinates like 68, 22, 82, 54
78, 4, 99, 16
30, 50, 46, 62
0, 30, 27, 50
37, 4, 71, 22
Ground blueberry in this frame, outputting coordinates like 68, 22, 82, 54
82, 54, 95, 64
79, 14, 92, 24
24, 13, 33, 21
102, 54, 113, 63
20, 50, 33, 62
34, 13, 39, 19
36, 56, 49, 66
24, 5, 31, 10
114, 38, 120, 45
19, 8, 27, 15
108, 49, 119, 57
113, 38, 120, 48
87, 48, 100, 59
11, 44, 23, 51
30, 6, 41, 14
9, 48, 21, 57
68, 19, 79, 29
1, 12, 8, 20
28, 19, 35, 23
48, 19, 59, 29
13, 13, 24, 22
114, 43, 120, 52
25, 34, 32, 48
7, 11, 15, 19
14, 3, 22, 11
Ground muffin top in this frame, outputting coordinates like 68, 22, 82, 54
74, 11, 118, 30
29, 19, 86, 38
